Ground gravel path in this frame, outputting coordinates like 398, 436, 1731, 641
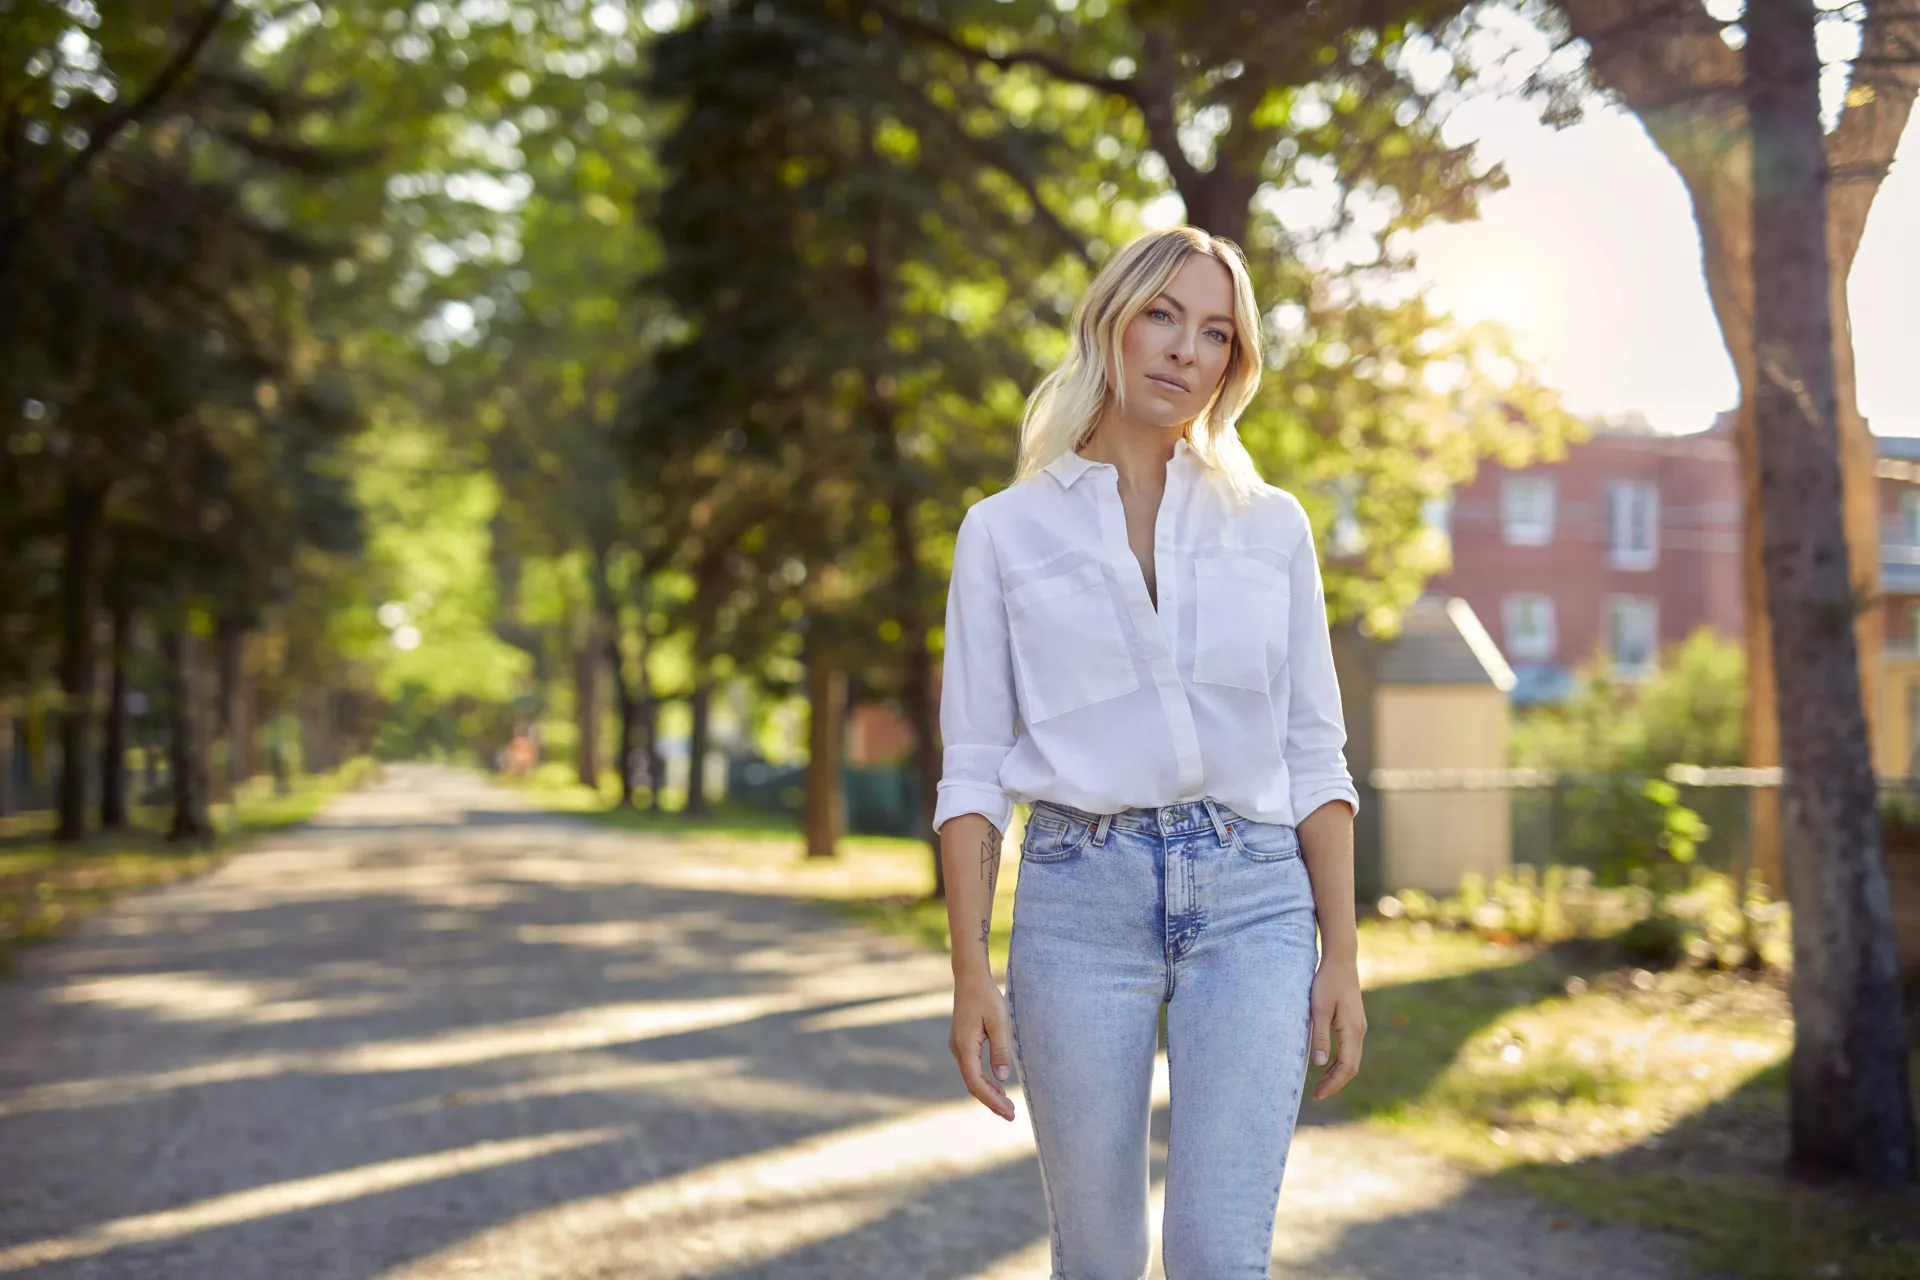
0, 766, 1688, 1279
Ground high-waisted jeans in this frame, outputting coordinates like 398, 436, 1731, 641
1006, 795, 1320, 1280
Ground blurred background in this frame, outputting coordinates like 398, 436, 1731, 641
1, 1, 1918, 1273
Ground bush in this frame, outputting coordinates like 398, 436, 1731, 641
1511, 627, 1745, 776
1375, 862, 1791, 970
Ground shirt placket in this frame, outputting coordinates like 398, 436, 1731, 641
1095, 463, 1206, 799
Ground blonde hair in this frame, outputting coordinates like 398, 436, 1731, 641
1013, 226, 1267, 503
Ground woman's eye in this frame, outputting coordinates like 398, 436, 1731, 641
1149, 308, 1172, 322
1206, 328, 1230, 343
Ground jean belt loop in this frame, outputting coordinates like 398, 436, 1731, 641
1200, 796, 1231, 846
1093, 811, 1114, 847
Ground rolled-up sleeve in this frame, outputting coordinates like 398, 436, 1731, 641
932, 506, 1019, 836
1283, 519, 1360, 823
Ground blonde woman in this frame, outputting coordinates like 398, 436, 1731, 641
935, 225, 1366, 1278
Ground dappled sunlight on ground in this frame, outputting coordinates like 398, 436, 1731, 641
0, 1128, 626, 1272
0, 766, 1689, 1278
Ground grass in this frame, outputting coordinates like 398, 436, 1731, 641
523, 783, 1920, 1280
0, 757, 379, 971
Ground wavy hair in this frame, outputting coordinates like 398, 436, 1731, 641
1013, 226, 1267, 503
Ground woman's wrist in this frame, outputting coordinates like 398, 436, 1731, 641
1318, 933, 1359, 966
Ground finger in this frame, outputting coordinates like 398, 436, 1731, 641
987, 1011, 1015, 1084
1310, 1002, 1334, 1069
1313, 1038, 1362, 1098
956, 1026, 1015, 1119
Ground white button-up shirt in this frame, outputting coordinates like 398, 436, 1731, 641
932, 436, 1360, 836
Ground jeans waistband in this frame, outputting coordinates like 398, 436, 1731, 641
1031, 797, 1245, 842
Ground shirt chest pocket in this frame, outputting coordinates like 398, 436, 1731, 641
1191, 555, 1292, 692
1005, 561, 1141, 723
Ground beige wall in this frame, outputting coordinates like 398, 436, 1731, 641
1875, 654, 1920, 779
1375, 685, 1512, 895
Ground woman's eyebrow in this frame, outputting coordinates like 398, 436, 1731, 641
1155, 292, 1235, 327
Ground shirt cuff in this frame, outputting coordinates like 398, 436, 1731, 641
932, 781, 1016, 838
1292, 779, 1360, 824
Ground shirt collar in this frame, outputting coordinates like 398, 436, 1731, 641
1043, 436, 1213, 489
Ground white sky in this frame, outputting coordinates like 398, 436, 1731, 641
1404, 74, 1920, 437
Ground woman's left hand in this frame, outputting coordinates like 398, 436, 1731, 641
1307, 955, 1366, 1101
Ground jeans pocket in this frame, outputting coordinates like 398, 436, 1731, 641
1020, 804, 1096, 863
1227, 815, 1302, 862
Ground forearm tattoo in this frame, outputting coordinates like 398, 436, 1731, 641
978, 822, 1002, 961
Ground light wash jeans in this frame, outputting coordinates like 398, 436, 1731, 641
1006, 795, 1320, 1280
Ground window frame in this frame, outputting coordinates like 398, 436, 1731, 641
1501, 592, 1557, 662
1604, 594, 1659, 677
1606, 478, 1660, 571
1500, 475, 1555, 546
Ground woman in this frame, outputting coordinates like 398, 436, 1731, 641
934, 225, 1366, 1279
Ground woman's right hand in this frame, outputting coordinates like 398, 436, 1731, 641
950, 975, 1017, 1121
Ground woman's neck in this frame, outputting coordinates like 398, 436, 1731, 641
1079, 415, 1187, 494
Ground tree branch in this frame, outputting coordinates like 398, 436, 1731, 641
865, 1, 1138, 101
0, 0, 233, 279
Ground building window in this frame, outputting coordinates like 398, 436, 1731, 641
1606, 479, 1660, 570
1901, 491, 1920, 545
1501, 476, 1555, 546
1604, 595, 1659, 677
1502, 594, 1556, 662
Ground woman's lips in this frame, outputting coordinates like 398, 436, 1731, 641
1148, 373, 1189, 393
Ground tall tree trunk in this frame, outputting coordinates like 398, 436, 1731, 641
0, 708, 14, 818
100, 594, 131, 829
804, 652, 846, 859
56, 479, 106, 841
685, 676, 713, 817
575, 609, 601, 793
637, 615, 662, 810
164, 602, 211, 842
854, 119, 944, 888
592, 547, 635, 809
1556, 0, 1918, 899
607, 625, 635, 809
1746, 0, 1916, 1187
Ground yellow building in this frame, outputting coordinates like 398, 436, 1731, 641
1333, 595, 1516, 899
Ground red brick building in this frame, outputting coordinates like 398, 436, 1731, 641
1426, 414, 1746, 702
1430, 414, 1920, 744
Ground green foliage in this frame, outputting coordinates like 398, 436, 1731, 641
1511, 627, 1746, 774
1378, 861, 1790, 970
1504, 629, 1746, 885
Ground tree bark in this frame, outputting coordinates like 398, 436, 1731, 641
56, 479, 108, 842
685, 676, 713, 817
575, 610, 602, 793
805, 653, 847, 859
100, 593, 132, 829
1746, 0, 1916, 1187
606, 623, 635, 809
593, 547, 636, 809
637, 613, 662, 810
0, 709, 14, 818
164, 603, 212, 842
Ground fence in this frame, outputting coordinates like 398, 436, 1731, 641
1358, 765, 1792, 903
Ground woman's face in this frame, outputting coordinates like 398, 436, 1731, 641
1116, 253, 1238, 430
